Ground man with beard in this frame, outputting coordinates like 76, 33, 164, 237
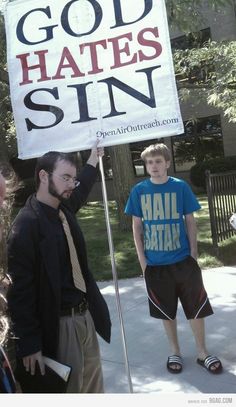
7, 145, 111, 393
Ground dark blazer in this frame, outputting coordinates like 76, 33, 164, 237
7, 164, 111, 360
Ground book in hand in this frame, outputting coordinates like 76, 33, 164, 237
43, 356, 71, 383
15, 357, 72, 393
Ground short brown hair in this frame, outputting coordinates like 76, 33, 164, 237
35, 151, 77, 190
141, 143, 171, 162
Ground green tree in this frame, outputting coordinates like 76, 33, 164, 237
109, 0, 234, 230
166, 0, 233, 31
0, 0, 234, 231
0, 13, 16, 163
174, 40, 236, 123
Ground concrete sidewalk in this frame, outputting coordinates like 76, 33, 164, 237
97, 266, 236, 394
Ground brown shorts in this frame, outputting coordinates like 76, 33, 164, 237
144, 256, 213, 320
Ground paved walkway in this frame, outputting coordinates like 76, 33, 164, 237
97, 266, 236, 395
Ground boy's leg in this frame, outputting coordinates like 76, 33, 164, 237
189, 318, 221, 372
162, 319, 182, 371
144, 265, 182, 371
177, 257, 221, 371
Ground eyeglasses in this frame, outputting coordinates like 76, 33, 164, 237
49, 173, 80, 187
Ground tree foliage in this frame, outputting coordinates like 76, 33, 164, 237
174, 40, 236, 122
166, 0, 233, 32
0, 13, 16, 163
0, 0, 235, 231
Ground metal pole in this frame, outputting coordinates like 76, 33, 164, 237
98, 156, 133, 393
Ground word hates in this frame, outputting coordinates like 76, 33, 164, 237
17, 27, 162, 85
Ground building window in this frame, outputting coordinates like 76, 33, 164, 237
172, 28, 212, 84
129, 139, 164, 177
171, 115, 224, 173
80, 139, 165, 179
171, 28, 211, 51
80, 148, 112, 179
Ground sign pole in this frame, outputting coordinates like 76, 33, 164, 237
99, 156, 133, 394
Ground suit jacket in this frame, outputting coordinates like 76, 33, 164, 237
7, 164, 111, 360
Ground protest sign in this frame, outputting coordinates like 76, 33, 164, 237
5, 0, 183, 159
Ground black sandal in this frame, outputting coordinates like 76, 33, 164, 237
167, 355, 183, 374
197, 355, 223, 374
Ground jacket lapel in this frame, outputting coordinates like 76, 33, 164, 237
28, 195, 61, 300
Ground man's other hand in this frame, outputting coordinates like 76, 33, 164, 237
23, 351, 45, 376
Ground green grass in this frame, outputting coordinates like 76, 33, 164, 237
195, 195, 236, 269
77, 201, 140, 281
78, 196, 236, 281
11, 196, 236, 281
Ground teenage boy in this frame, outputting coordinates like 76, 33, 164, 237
125, 143, 222, 374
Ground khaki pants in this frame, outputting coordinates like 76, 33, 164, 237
57, 310, 104, 393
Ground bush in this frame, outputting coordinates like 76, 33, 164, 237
14, 177, 36, 207
10, 157, 36, 180
190, 156, 236, 189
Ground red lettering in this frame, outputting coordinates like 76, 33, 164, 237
16, 26, 163, 86
108, 32, 137, 69
80, 40, 107, 74
138, 27, 162, 61
52, 47, 85, 79
17, 50, 51, 85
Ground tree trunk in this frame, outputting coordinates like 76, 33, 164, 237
108, 144, 135, 231
0, 134, 10, 163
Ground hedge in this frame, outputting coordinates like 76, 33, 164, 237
14, 177, 36, 207
190, 156, 236, 189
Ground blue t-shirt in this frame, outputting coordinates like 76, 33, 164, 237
125, 177, 201, 265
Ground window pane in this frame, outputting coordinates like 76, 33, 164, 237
172, 115, 224, 172
80, 148, 113, 179
129, 139, 164, 177
171, 28, 211, 50
172, 28, 212, 84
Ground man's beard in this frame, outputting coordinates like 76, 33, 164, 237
48, 177, 71, 201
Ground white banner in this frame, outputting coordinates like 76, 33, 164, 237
5, 0, 184, 159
